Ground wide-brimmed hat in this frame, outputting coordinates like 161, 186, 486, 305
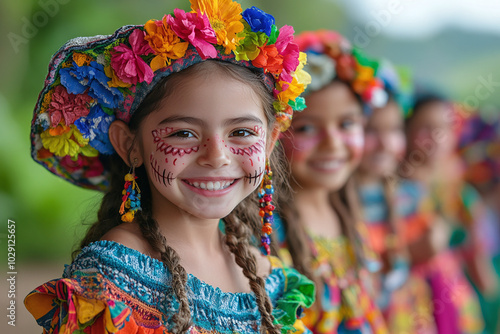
30, 0, 310, 191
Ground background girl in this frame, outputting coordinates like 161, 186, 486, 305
274, 30, 388, 334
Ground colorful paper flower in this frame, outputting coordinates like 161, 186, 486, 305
252, 44, 283, 74
242, 6, 275, 36
111, 29, 154, 85
304, 53, 336, 92
47, 86, 92, 127
191, 0, 245, 54
275, 25, 300, 83
74, 105, 116, 155
41, 124, 89, 158
167, 8, 218, 60
60, 61, 124, 109
144, 16, 189, 71
234, 28, 268, 61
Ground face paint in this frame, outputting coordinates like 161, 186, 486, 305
152, 127, 200, 157
244, 166, 264, 186
342, 130, 365, 160
150, 154, 175, 186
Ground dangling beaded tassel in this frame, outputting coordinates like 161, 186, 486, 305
258, 161, 275, 256
119, 159, 141, 222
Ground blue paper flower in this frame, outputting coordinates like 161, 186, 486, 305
242, 6, 275, 36
74, 105, 115, 155
60, 61, 124, 109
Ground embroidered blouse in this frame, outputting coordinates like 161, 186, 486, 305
25, 240, 315, 333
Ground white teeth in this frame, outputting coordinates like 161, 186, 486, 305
313, 161, 343, 170
186, 180, 235, 191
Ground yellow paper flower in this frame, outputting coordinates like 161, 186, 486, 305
277, 77, 304, 104
39, 88, 54, 114
73, 52, 93, 67
191, 0, 244, 54
294, 52, 311, 88
352, 64, 375, 94
104, 64, 131, 88
144, 18, 189, 71
41, 125, 89, 158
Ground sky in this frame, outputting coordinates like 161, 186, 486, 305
343, 0, 500, 37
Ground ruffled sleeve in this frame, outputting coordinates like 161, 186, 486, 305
24, 272, 170, 334
269, 256, 315, 333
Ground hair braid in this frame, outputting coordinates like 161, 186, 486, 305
224, 214, 280, 334
136, 211, 192, 333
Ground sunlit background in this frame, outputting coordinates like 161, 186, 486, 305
1, 0, 500, 331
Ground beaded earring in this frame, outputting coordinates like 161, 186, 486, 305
259, 161, 275, 256
119, 159, 141, 222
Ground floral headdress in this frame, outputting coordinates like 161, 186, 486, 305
458, 112, 500, 192
294, 29, 388, 110
30, 0, 310, 190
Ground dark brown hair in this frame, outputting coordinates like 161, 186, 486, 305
74, 60, 288, 333
274, 80, 370, 304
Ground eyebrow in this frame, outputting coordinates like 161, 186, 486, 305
158, 116, 204, 126
223, 116, 264, 126
158, 115, 264, 127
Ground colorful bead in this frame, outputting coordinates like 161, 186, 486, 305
119, 162, 141, 222
259, 161, 274, 255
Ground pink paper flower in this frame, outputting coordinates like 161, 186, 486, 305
48, 86, 92, 127
167, 8, 218, 60
111, 29, 154, 85
275, 25, 300, 83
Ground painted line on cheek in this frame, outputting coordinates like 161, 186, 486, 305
150, 155, 175, 186
244, 167, 264, 186
249, 158, 253, 167
173, 158, 177, 166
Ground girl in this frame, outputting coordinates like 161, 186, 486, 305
24, 1, 314, 333
274, 30, 388, 333
400, 94, 490, 333
355, 66, 438, 333
458, 110, 500, 334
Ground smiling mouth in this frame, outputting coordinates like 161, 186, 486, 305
183, 179, 237, 191
310, 159, 346, 171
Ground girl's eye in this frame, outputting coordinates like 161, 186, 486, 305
230, 129, 254, 137
340, 119, 357, 129
294, 124, 317, 134
171, 130, 195, 138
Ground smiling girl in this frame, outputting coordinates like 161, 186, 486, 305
24, 1, 314, 333
274, 30, 388, 334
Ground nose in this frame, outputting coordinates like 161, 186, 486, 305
196, 135, 231, 169
320, 126, 343, 152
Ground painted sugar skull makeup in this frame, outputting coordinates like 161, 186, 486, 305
136, 66, 269, 220
281, 81, 364, 191
359, 100, 406, 177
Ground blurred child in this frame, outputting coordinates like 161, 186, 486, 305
400, 94, 489, 333
275, 30, 388, 334
458, 110, 500, 333
355, 65, 438, 333
23, 1, 315, 333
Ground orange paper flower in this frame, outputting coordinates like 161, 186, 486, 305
144, 17, 189, 71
